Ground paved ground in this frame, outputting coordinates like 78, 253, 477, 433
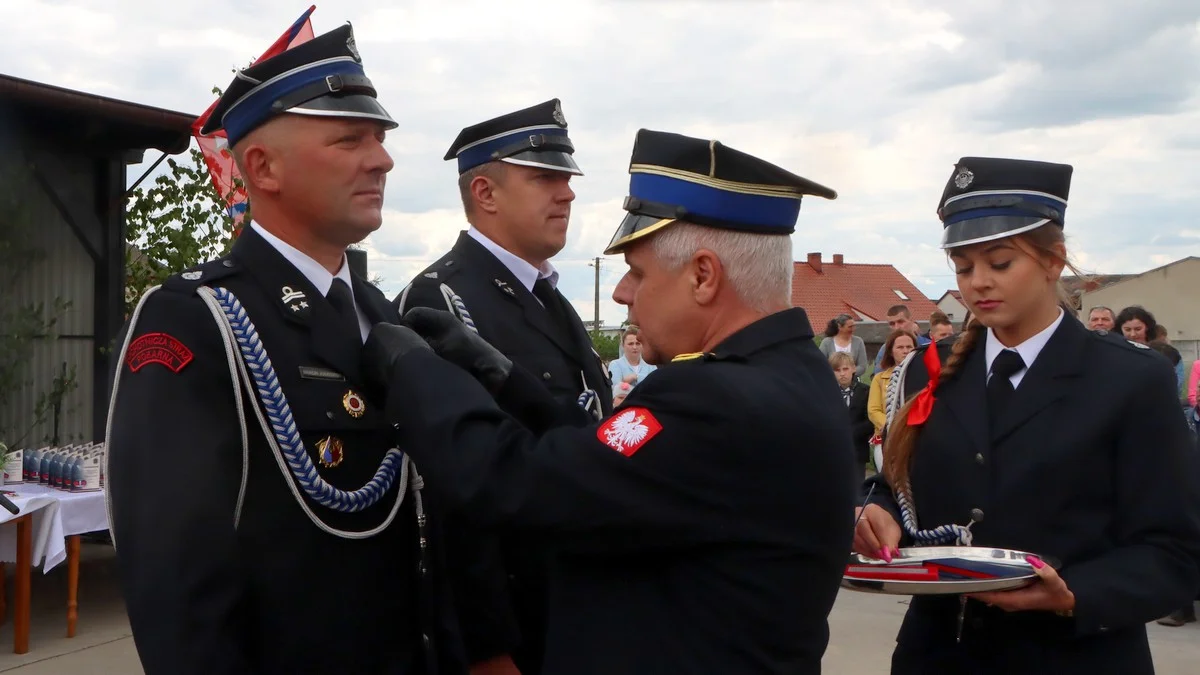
1, 544, 1198, 673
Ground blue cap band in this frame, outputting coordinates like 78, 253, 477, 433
942, 190, 1067, 226
456, 126, 570, 174
629, 172, 802, 231
222, 57, 367, 146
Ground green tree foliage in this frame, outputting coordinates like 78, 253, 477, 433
591, 333, 621, 363
123, 147, 243, 313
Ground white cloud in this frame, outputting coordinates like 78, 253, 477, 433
6, 0, 1199, 323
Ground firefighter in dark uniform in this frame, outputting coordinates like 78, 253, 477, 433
393, 100, 610, 674
363, 129, 858, 674
106, 24, 461, 675
854, 157, 1200, 674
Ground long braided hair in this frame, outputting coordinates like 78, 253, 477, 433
882, 224, 1079, 490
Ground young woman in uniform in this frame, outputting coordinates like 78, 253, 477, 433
853, 157, 1200, 674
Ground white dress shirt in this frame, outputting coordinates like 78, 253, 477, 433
467, 227, 559, 299
984, 309, 1064, 389
252, 222, 371, 342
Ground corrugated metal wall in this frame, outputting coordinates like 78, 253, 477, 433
0, 158, 95, 448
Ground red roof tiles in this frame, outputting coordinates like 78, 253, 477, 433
791, 252, 940, 330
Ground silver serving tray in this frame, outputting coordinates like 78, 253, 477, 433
841, 546, 1052, 595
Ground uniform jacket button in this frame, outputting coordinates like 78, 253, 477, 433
326, 411, 335, 419
542, 372, 552, 380
975, 453, 984, 464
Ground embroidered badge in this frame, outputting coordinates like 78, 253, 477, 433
281, 286, 306, 304
317, 436, 345, 468
343, 390, 366, 417
552, 99, 567, 127
424, 271, 438, 279
181, 271, 202, 281
126, 332, 194, 373
597, 407, 662, 457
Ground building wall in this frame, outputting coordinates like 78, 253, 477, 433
1080, 259, 1200, 342
0, 154, 96, 448
937, 295, 968, 322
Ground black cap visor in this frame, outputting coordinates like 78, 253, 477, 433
287, 93, 398, 129
941, 216, 1058, 249
500, 150, 583, 175
604, 212, 677, 255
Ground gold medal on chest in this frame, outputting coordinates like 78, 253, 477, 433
342, 390, 366, 418
317, 436, 344, 468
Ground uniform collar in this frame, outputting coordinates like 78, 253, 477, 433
467, 226, 558, 293
709, 307, 815, 359
985, 308, 1064, 376
251, 221, 353, 298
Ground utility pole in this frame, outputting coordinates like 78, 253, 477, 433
588, 256, 602, 336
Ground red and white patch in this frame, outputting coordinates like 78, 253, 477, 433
126, 332, 194, 373
596, 407, 662, 457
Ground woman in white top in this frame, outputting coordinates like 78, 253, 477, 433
608, 327, 657, 406
819, 313, 868, 378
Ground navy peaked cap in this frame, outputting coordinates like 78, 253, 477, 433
604, 129, 836, 254
199, 23, 395, 146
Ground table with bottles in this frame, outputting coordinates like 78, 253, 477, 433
0, 443, 108, 654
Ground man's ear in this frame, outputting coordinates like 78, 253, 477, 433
238, 142, 282, 195
471, 175, 502, 215
691, 249, 723, 305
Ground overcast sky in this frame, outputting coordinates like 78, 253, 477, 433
3, 0, 1198, 325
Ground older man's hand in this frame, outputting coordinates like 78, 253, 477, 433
362, 323, 432, 391
402, 307, 513, 393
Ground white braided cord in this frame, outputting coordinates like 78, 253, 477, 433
882, 351, 973, 547
208, 286, 406, 517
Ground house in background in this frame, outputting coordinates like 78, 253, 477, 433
1080, 257, 1200, 362
790, 252, 940, 357
936, 290, 967, 322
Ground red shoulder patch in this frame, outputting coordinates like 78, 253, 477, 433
596, 407, 663, 457
126, 332, 194, 373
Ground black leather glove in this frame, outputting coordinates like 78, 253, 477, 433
402, 307, 513, 393
363, 323, 433, 391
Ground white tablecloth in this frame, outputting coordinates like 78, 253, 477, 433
0, 483, 108, 572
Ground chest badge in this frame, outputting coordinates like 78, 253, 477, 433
342, 390, 366, 418
317, 436, 345, 468
493, 279, 516, 297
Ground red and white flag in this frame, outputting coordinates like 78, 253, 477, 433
191, 5, 317, 236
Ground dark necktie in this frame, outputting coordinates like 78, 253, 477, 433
987, 349, 1026, 418
326, 278, 359, 336
533, 277, 571, 337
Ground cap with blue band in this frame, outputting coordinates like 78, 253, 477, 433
200, 23, 396, 147
445, 99, 582, 176
604, 129, 836, 255
936, 157, 1073, 249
